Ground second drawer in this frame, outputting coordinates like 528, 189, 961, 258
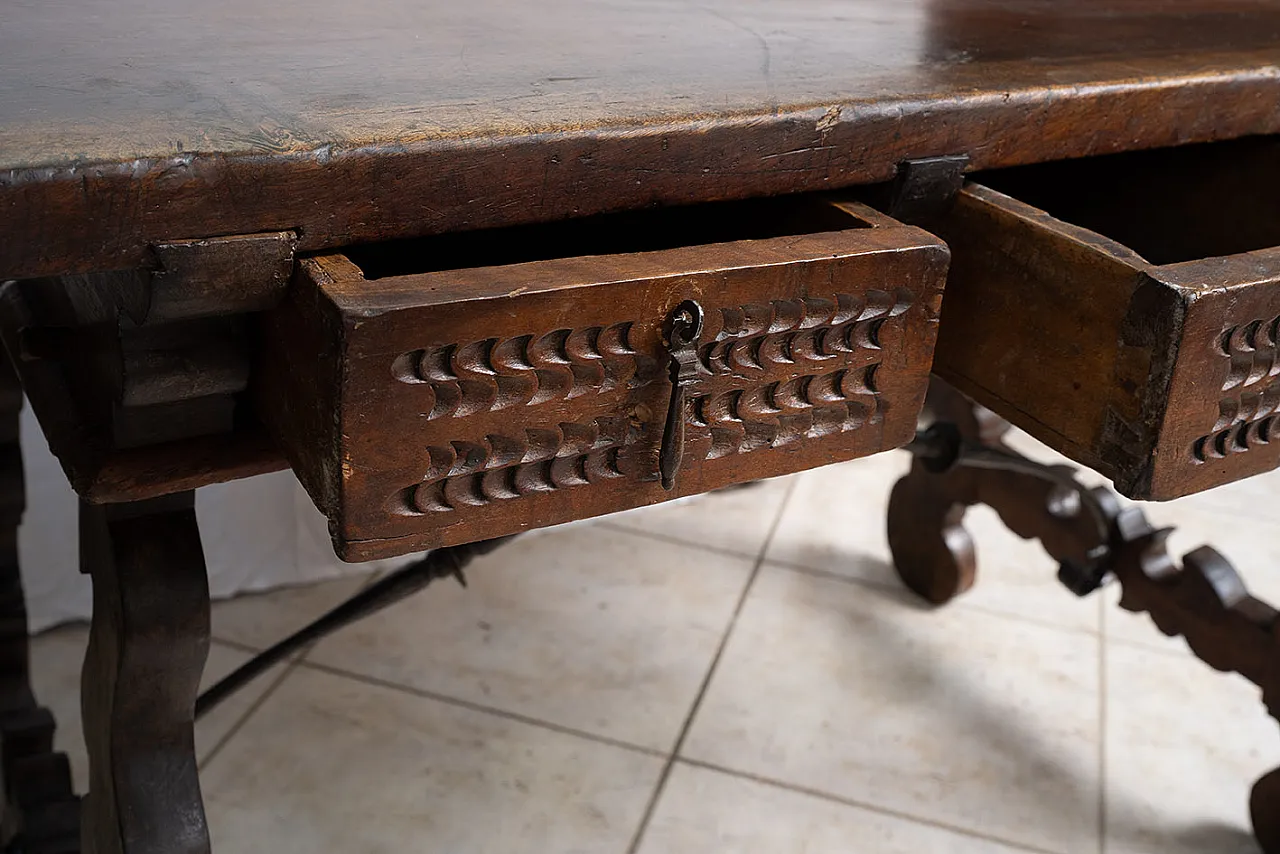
931, 137, 1280, 500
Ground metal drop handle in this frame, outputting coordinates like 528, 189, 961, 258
659, 299, 704, 490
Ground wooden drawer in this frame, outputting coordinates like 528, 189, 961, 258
259, 198, 949, 560
931, 137, 1280, 500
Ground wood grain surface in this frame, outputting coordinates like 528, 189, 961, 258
4, 0, 1280, 278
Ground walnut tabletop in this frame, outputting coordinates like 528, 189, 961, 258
5, 0, 1280, 279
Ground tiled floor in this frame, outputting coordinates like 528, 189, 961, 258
29, 435, 1280, 853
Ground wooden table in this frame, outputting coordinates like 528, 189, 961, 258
4, 2, 1280, 851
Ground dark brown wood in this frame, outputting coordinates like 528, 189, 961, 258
78, 492, 211, 854
890, 383, 1280, 853
888, 382, 1102, 604
0, 354, 79, 853
82, 432, 286, 505
886, 456, 977, 605
883, 382, 1014, 603
0, 277, 287, 501
5, 3, 1280, 279
0, 230, 293, 504
52, 233, 297, 328
260, 199, 949, 558
884, 155, 970, 225
930, 137, 1280, 499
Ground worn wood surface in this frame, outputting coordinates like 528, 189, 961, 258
78, 492, 210, 854
4, 1, 1280, 278
261, 199, 949, 558
931, 137, 1280, 499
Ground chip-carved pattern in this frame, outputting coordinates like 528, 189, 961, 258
392, 287, 914, 511
391, 323, 651, 419
1193, 316, 1280, 462
698, 289, 912, 376
399, 417, 630, 513
689, 288, 909, 459
692, 364, 883, 458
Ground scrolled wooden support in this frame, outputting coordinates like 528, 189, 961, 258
1101, 510, 1280, 853
888, 381, 1280, 853
887, 384, 1105, 604
78, 492, 211, 854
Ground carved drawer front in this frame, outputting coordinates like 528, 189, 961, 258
930, 137, 1280, 500
260, 199, 949, 560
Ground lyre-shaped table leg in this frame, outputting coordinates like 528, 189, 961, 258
0, 354, 79, 853
79, 492, 210, 854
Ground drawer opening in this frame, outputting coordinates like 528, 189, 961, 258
342, 195, 872, 280
977, 136, 1280, 266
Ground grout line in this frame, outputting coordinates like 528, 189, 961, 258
766, 557, 1105, 641
623, 477, 799, 854
198, 647, 307, 771
595, 520, 763, 562
293, 658, 666, 760
209, 567, 389, 653
1100, 624, 1202, 660
209, 635, 265, 656
677, 757, 1065, 854
199, 567, 396, 769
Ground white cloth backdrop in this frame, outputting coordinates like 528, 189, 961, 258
17, 405, 389, 632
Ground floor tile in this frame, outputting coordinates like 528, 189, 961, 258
762, 450, 906, 578
201, 665, 662, 854
766, 451, 1101, 634
305, 525, 752, 752
1155, 465, 1280, 526
1139, 498, 1280, 604
999, 428, 1111, 490
1099, 584, 1189, 657
683, 565, 1100, 854
1105, 640, 1279, 854
600, 474, 794, 558
638, 762, 1036, 854
211, 571, 377, 651
29, 626, 286, 792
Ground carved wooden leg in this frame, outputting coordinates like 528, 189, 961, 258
886, 379, 1104, 604
0, 356, 79, 853
1105, 531, 1280, 854
79, 492, 211, 854
886, 460, 977, 605
886, 382, 991, 603
890, 379, 1280, 852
